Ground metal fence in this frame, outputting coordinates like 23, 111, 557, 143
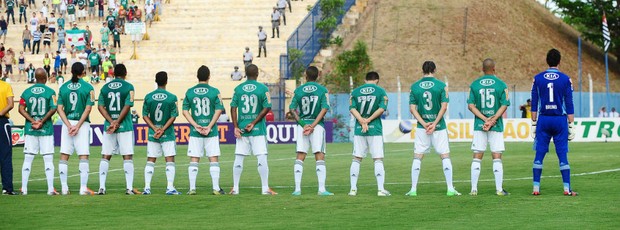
280, 0, 357, 79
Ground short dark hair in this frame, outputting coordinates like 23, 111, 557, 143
306, 66, 319, 81
114, 64, 127, 78
197, 65, 210, 81
546, 49, 561, 67
422, 61, 436, 74
246, 64, 259, 79
71, 62, 84, 83
365, 71, 380, 80
155, 71, 167, 86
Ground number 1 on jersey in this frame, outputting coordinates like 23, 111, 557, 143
547, 83, 554, 102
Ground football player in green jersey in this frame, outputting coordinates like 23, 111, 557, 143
407, 61, 460, 197
182, 66, 225, 195
18, 68, 58, 195
56, 63, 96, 195
348, 72, 391, 197
288, 66, 333, 196
97, 64, 139, 195
467, 59, 510, 196
142, 72, 180, 195
230, 64, 277, 195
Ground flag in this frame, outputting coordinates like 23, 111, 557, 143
603, 12, 611, 52
67, 29, 86, 51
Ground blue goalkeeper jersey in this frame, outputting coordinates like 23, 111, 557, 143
531, 68, 574, 116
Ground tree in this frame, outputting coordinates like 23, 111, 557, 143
323, 40, 373, 92
552, 0, 620, 56
317, 0, 345, 48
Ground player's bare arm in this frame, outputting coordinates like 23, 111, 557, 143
410, 104, 428, 128
308, 108, 328, 134
428, 102, 448, 134
231, 106, 242, 138
363, 107, 384, 124
37, 95, 58, 129
18, 103, 38, 126
204, 109, 222, 136
142, 115, 159, 137
349, 108, 368, 133
56, 104, 72, 127
182, 109, 203, 133
246, 107, 271, 132
157, 116, 176, 139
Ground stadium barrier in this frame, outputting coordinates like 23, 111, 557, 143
10, 122, 334, 146
382, 118, 620, 142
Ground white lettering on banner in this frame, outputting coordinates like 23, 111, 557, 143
382, 118, 620, 142
93, 126, 104, 145
266, 123, 297, 143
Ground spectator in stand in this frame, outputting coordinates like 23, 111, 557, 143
41, 1, 49, 18
38, 12, 47, 33
231, 66, 243, 81
57, 13, 65, 33
54, 51, 61, 74
43, 53, 51, 77
77, 0, 87, 22
134, 6, 142, 22
0, 47, 4, 74
611, 107, 619, 118
88, 47, 100, 76
243, 47, 253, 67
19, 0, 28, 24
60, 0, 67, 16
7, 0, 16, 25
88, 0, 96, 21
287, 0, 292, 12
107, 0, 116, 11
598, 107, 608, 118
102, 56, 112, 80
100, 22, 110, 47
131, 109, 139, 123
57, 26, 66, 50
32, 29, 42, 54
109, 45, 117, 65
52, 0, 61, 14
118, 5, 126, 33
271, 7, 280, 38
67, 1, 76, 24
277, 0, 287, 26
0, 16, 7, 44
48, 12, 56, 41
4, 49, 14, 80
22, 25, 31, 52
59, 44, 67, 74
520, 99, 531, 118
18, 51, 25, 80
42, 28, 52, 53
106, 10, 115, 32
29, 0, 37, 10
97, 0, 104, 20
26, 63, 35, 83
29, 12, 38, 35
85, 25, 93, 46
112, 24, 121, 53
145, 2, 154, 27
257, 26, 267, 58
218, 109, 230, 122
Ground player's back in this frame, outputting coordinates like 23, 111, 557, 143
350, 83, 387, 136
144, 88, 177, 127
469, 75, 509, 131
410, 76, 448, 129
22, 83, 56, 136
531, 68, 574, 116
184, 84, 221, 126
59, 78, 94, 122
231, 80, 271, 136
100, 78, 135, 131
292, 82, 329, 123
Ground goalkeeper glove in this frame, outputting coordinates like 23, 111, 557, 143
568, 123, 576, 141
531, 121, 537, 139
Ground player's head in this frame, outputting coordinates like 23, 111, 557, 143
246, 64, 259, 80
197, 65, 210, 81
70, 62, 85, 83
114, 64, 127, 79
365, 71, 380, 84
155, 71, 167, 87
482, 58, 495, 74
546, 49, 561, 67
305, 66, 319, 81
35, 68, 47, 83
422, 61, 436, 75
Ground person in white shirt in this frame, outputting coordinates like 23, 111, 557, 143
257, 26, 267, 58
145, 3, 154, 27
271, 7, 281, 38
277, 0, 287, 26
243, 47, 253, 67
598, 107, 609, 118
218, 110, 229, 122
610, 107, 619, 118
231, 66, 243, 81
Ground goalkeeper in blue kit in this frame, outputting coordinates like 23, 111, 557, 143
530, 49, 577, 196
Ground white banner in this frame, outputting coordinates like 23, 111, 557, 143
382, 118, 620, 142
125, 22, 146, 35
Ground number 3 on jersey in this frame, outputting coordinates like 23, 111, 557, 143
241, 94, 258, 113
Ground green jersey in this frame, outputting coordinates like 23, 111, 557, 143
67, 4, 76, 14
230, 80, 271, 136
88, 52, 100, 65
20, 84, 56, 136
6, 0, 14, 10
77, 0, 86, 7
409, 76, 449, 130
100, 27, 110, 41
19, 3, 26, 13
143, 88, 178, 142
182, 83, 224, 138
289, 81, 330, 127
121, 0, 128, 9
57, 17, 65, 29
349, 83, 388, 136
106, 15, 116, 28
467, 75, 510, 132
112, 28, 120, 40
98, 78, 135, 133
88, 0, 95, 7
57, 78, 95, 122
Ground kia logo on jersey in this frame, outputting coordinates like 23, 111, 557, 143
480, 79, 495, 86
193, 88, 208, 95
302, 85, 317, 93
242, 84, 257, 92
419, 81, 435, 89
152, 93, 168, 101
67, 83, 81, 90
360, 87, 375, 94
30, 87, 45, 94
108, 82, 123, 89
544, 73, 559, 80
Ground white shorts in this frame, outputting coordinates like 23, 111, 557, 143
296, 125, 326, 154
352, 135, 384, 159
414, 128, 450, 154
78, 9, 86, 17
24, 135, 54, 155
471, 131, 505, 153
101, 131, 134, 155
235, 136, 268, 156
187, 136, 221, 158
68, 14, 76, 22
147, 141, 176, 158
60, 120, 90, 155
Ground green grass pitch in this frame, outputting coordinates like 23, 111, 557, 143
1, 142, 619, 229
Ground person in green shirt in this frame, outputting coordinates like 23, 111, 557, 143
407, 61, 460, 197
18, 68, 57, 195
348, 71, 390, 197
229, 64, 276, 195
97, 64, 139, 195
6, 0, 16, 24
57, 15, 65, 31
106, 11, 115, 31
100, 22, 110, 46
67, 2, 76, 24
56, 63, 96, 196
87, 0, 95, 20
19, 0, 27, 24
467, 58, 511, 196
112, 24, 121, 53
288, 66, 333, 196
182, 65, 225, 195
141, 71, 180, 195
